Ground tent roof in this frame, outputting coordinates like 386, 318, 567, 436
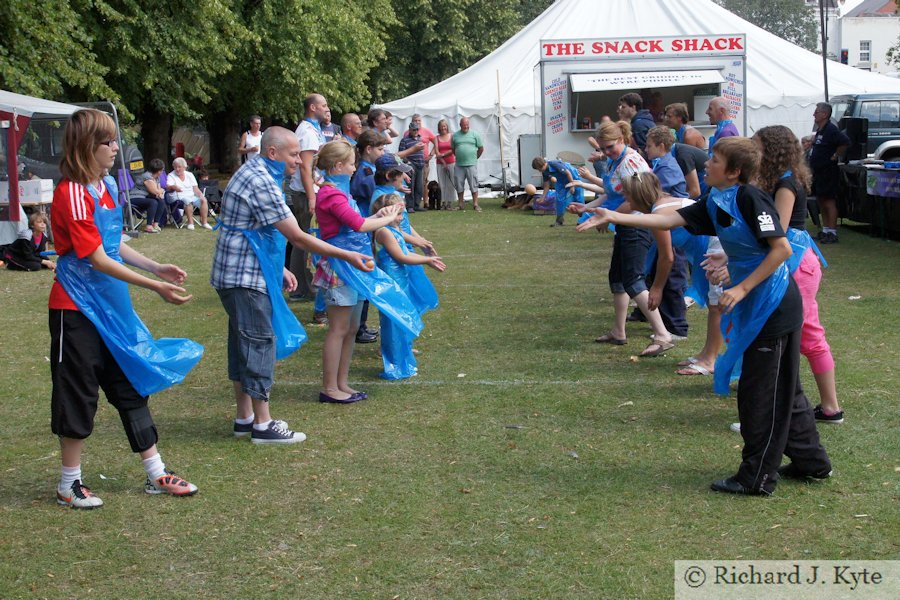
0, 89, 81, 119
381, 0, 900, 117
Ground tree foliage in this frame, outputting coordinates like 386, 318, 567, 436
715, 0, 819, 52
0, 0, 555, 167
0, 0, 115, 102
366, 0, 554, 104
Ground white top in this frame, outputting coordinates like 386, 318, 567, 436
167, 170, 199, 202
290, 120, 326, 192
244, 130, 262, 159
651, 198, 694, 212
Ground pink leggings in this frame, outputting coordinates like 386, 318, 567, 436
794, 248, 835, 374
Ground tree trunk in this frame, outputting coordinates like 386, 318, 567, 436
139, 105, 173, 169
208, 109, 241, 174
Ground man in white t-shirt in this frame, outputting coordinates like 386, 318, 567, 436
287, 93, 328, 302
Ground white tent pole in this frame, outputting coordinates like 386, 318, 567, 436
497, 70, 508, 196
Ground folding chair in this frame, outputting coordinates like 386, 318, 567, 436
199, 179, 222, 220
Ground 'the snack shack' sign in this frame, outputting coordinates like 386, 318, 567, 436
540, 34, 746, 60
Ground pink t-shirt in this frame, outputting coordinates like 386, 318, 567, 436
315, 185, 366, 240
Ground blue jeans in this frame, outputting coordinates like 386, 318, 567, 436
217, 287, 275, 401
609, 225, 652, 297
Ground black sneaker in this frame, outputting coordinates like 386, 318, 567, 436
234, 420, 253, 438
813, 404, 844, 424
820, 231, 839, 244
355, 329, 378, 344
251, 420, 307, 445
778, 463, 833, 480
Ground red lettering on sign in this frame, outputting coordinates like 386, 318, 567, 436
591, 41, 603, 54
699, 38, 713, 51
605, 41, 619, 54
650, 40, 663, 52
620, 41, 633, 54
729, 37, 744, 50
671, 40, 683, 52
542, 43, 557, 56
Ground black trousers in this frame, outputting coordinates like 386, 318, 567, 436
734, 329, 831, 493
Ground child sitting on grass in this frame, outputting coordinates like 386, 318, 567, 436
4, 213, 56, 271
371, 193, 446, 379
576, 137, 832, 496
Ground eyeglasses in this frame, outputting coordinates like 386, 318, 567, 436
100, 139, 119, 147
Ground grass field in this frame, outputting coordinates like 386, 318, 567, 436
0, 199, 897, 599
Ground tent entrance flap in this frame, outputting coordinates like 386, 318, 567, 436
569, 70, 725, 92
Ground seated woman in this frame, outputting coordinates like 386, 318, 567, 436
130, 158, 168, 233
166, 157, 211, 230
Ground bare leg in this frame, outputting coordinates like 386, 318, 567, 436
185, 203, 194, 223
60, 437, 85, 468
200, 198, 209, 226
819, 197, 838, 230
457, 191, 465, 210
232, 380, 274, 423
337, 302, 364, 395
611, 291, 629, 339
813, 369, 841, 413
633, 290, 671, 343
472, 191, 480, 210
322, 305, 354, 401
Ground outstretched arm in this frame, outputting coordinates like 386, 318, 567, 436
575, 207, 686, 232
275, 217, 374, 271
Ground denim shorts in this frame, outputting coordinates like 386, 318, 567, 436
608, 224, 652, 297
323, 284, 361, 307
217, 287, 275, 401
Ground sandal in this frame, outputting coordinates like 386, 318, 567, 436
474, 206, 483, 212
595, 333, 627, 345
676, 356, 699, 367
676, 363, 712, 376
640, 340, 675, 357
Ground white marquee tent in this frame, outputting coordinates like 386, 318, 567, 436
379, 0, 900, 185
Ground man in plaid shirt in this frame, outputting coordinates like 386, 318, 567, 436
211, 126, 373, 445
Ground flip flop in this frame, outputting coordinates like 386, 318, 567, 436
595, 333, 627, 345
676, 363, 712, 376
640, 340, 675, 357
474, 206, 483, 212
676, 356, 699, 367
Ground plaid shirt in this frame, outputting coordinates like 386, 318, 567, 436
210, 156, 292, 293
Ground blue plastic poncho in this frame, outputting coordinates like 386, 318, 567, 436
374, 226, 441, 379
323, 176, 423, 339
55, 176, 204, 397
709, 185, 790, 395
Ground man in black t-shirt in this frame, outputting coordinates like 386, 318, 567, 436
575, 137, 831, 497
810, 103, 850, 243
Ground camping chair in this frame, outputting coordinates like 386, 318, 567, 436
198, 179, 222, 218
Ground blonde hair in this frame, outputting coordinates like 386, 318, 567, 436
620, 171, 664, 213
314, 140, 355, 172
370, 192, 403, 215
28, 212, 48, 228
646, 126, 675, 150
665, 102, 690, 124
59, 109, 117, 185
596, 120, 632, 144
